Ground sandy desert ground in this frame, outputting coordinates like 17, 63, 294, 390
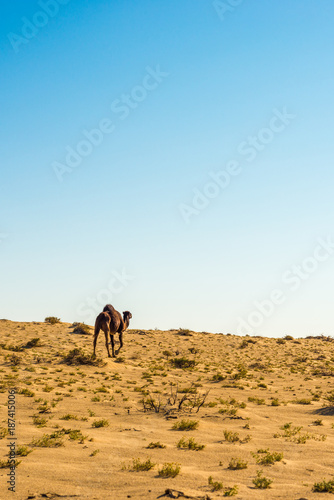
1, 319, 334, 499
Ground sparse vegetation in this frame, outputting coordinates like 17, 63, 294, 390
177, 437, 205, 451
253, 470, 273, 489
313, 479, 334, 493
92, 419, 109, 428
228, 457, 248, 470
72, 323, 91, 335
158, 462, 181, 478
16, 445, 33, 456
223, 430, 240, 443
146, 442, 166, 449
253, 450, 283, 465
172, 419, 199, 431
45, 317, 60, 324
2, 319, 334, 498
131, 457, 156, 471
63, 348, 105, 366
208, 476, 223, 491
170, 357, 196, 369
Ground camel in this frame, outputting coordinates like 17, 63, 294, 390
93, 305, 132, 358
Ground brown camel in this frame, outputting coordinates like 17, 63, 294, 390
93, 306, 132, 358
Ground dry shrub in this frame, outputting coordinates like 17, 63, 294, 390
63, 348, 105, 367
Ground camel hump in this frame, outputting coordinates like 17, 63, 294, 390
103, 304, 116, 315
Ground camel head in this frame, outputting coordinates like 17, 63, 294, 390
123, 311, 132, 322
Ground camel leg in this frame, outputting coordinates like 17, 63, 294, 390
116, 332, 123, 355
110, 334, 115, 357
93, 331, 99, 357
104, 330, 112, 357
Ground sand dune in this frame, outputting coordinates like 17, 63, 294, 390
1, 319, 334, 499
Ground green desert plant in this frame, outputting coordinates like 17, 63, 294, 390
63, 348, 105, 367
45, 317, 60, 324
313, 479, 334, 493
253, 470, 273, 489
0, 459, 21, 468
172, 419, 199, 431
23, 338, 42, 348
132, 457, 156, 471
18, 388, 35, 397
0, 427, 9, 439
158, 462, 181, 478
208, 476, 223, 491
228, 457, 248, 470
72, 323, 91, 335
146, 442, 166, 449
92, 419, 109, 428
254, 450, 283, 466
31, 433, 64, 448
32, 415, 48, 427
170, 357, 196, 369
16, 445, 33, 456
90, 449, 100, 457
177, 437, 205, 451
223, 430, 240, 443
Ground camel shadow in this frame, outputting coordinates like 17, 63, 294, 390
313, 406, 334, 416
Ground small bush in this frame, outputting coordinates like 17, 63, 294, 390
63, 348, 105, 367
18, 388, 35, 397
158, 462, 181, 478
253, 470, 272, 489
16, 445, 33, 456
72, 323, 91, 335
0, 459, 21, 468
177, 437, 205, 451
0, 427, 9, 439
146, 442, 166, 449
60, 414, 78, 421
23, 338, 42, 348
254, 451, 283, 466
33, 415, 48, 427
90, 449, 100, 457
45, 317, 60, 324
31, 433, 64, 448
212, 373, 225, 382
208, 476, 223, 491
224, 485, 239, 496
172, 419, 199, 431
178, 328, 192, 336
248, 397, 265, 405
9, 354, 21, 366
92, 419, 109, 428
228, 457, 248, 470
132, 457, 155, 471
313, 479, 334, 493
170, 357, 196, 369
67, 429, 88, 442
224, 430, 240, 443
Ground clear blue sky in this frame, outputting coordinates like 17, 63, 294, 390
1, 0, 334, 337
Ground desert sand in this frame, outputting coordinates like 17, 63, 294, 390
1, 319, 334, 499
